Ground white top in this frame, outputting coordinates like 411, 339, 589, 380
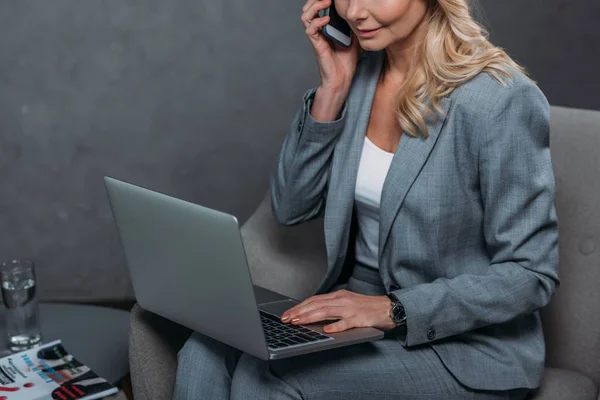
354, 136, 395, 269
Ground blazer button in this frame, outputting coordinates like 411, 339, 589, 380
427, 327, 436, 341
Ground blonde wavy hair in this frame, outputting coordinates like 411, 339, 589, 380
374, 0, 533, 138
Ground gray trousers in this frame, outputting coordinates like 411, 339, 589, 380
174, 267, 531, 400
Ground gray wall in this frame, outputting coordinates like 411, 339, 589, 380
0, 0, 597, 302
477, 0, 600, 111
0, 0, 320, 301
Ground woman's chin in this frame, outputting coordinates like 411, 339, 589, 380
357, 40, 384, 51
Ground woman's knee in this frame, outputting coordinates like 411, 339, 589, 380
177, 331, 223, 364
177, 331, 243, 373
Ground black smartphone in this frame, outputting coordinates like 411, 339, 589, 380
318, 0, 352, 47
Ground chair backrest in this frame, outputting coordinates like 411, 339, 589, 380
542, 105, 600, 386
240, 192, 328, 301
240, 105, 600, 388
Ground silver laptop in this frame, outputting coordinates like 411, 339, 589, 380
104, 176, 383, 360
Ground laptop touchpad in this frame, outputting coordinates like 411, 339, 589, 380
259, 299, 299, 318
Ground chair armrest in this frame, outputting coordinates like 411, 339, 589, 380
527, 367, 599, 400
129, 303, 192, 400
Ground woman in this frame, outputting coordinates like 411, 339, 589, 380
174, 0, 559, 398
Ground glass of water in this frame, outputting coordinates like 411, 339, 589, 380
0, 259, 42, 352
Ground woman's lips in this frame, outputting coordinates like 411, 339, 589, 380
357, 28, 381, 37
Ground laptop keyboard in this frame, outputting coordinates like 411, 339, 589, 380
259, 310, 334, 350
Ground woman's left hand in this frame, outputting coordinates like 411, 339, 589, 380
280, 289, 397, 333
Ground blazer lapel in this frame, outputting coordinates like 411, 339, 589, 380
378, 96, 452, 261
318, 49, 452, 293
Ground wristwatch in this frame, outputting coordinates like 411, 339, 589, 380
386, 292, 407, 327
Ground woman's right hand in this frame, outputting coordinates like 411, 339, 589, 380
302, 0, 361, 94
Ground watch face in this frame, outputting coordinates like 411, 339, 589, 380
392, 303, 405, 321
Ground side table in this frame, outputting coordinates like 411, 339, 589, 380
0, 303, 130, 385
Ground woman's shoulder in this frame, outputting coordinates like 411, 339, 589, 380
449, 67, 548, 119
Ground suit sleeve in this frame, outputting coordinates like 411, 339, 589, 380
270, 87, 349, 226
392, 81, 560, 347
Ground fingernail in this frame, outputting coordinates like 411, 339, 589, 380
291, 318, 300, 323
281, 315, 289, 321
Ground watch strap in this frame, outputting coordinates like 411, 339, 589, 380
386, 292, 399, 303
386, 292, 407, 326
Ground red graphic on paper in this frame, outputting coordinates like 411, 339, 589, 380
0, 382, 35, 398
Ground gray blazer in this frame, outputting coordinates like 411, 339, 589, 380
270, 50, 559, 391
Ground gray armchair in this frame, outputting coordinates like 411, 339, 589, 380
128, 105, 600, 399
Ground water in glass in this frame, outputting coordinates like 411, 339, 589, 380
1, 260, 42, 352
